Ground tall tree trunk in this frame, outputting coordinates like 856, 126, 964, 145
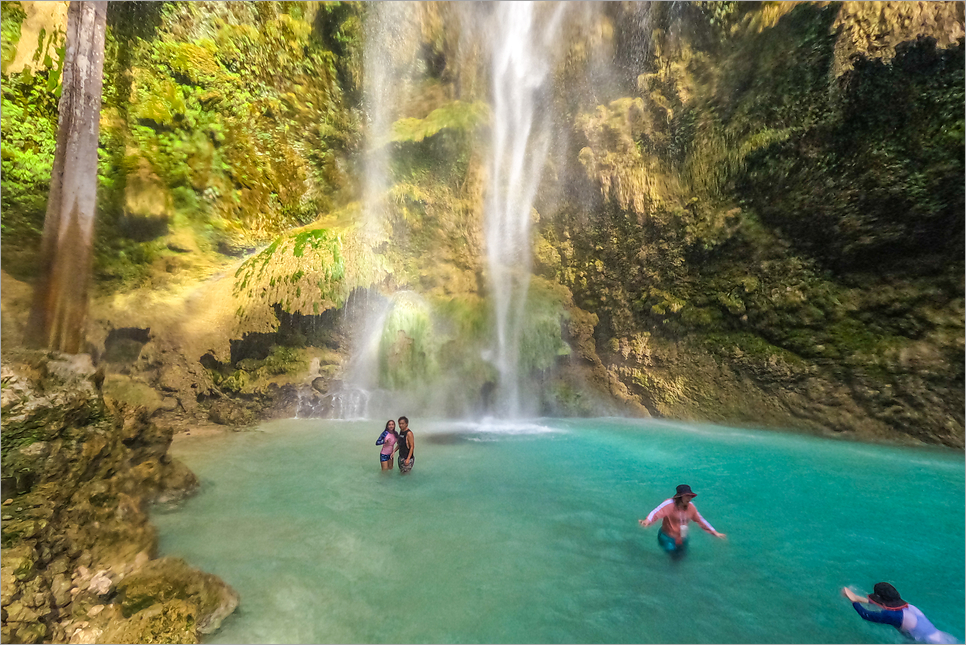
27, 1, 108, 354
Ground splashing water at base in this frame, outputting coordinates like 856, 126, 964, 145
155, 419, 964, 644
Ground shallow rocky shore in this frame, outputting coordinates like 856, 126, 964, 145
1, 350, 238, 644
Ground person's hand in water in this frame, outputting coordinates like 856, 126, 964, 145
711, 530, 727, 539
638, 519, 651, 527
841, 587, 867, 603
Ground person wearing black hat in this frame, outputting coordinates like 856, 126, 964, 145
842, 583, 958, 643
638, 484, 726, 555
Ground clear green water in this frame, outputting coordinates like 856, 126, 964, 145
155, 418, 965, 644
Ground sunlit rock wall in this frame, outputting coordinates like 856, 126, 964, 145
2, 1, 362, 287
535, 1, 964, 446
1, 1, 962, 443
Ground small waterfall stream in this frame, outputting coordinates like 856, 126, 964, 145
332, 2, 422, 419
361, 1, 420, 241
484, 2, 566, 417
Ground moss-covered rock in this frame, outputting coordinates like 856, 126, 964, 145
0, 351, 229, 643
542, 1, 964, 446
2, 1, 364, 292
109, 557, 239, 640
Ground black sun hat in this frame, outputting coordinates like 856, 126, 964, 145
673, 484, 697, 498
868, 583, 908, 609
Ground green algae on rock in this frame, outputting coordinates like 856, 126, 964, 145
0, 351, 235, 643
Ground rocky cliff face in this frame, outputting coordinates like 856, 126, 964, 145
0, 351, 238, 643
534, 1, 964, 446
1, 1, 962, 446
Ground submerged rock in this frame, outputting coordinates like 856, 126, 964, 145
113, 557, 239, 636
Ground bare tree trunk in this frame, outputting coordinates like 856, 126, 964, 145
27, 1, 108, 354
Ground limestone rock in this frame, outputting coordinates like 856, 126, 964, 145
207, 399, 256, 426
0, 351, 235, 641
103, 557, 240, 642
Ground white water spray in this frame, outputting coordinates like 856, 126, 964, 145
361, 2, 420, 241
335, 3, 422, 419
485, 2, 565, 417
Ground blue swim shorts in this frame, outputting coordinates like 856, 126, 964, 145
380, 453, 392, 462
657, 529, 687, 553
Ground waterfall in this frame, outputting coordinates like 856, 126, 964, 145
341, 2, 569, 420
337, 3, 422, 419
485, 2, 565, 417
361, 2, 423, 241
337, 292, 392, 418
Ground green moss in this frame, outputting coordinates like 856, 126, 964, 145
378, 295, 437, 390
111, 556, 235, 642
679, 305, 724, 327
702, 331, 803, 364
210, 369, 249, 394
233, 224, 355, 325
388, 100, 488, 144
738, 36, 965, 274
260, 345, 307, 376
74, 2, 364, 291
1, 410, 104, 456
546, 379, 596, 417
0, 1, 25, 73
0, 67, 59, 275
825, 319, 896, 357
432, 294, 488, 342
520, 278, 572, 373
558, 6, 962, 420
715, 291, 746, 315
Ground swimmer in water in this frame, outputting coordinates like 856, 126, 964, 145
638, 484, 726, 556
843, 583, 959, 644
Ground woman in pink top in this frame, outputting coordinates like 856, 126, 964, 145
375, 419, 398, 471
638, 484, 726, 556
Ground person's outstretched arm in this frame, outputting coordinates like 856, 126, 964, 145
851, 603, 902, 627
639, 499, 672, 527
690, 505, 726, 539
842, 588, 868, 604
841, 588, 902, 627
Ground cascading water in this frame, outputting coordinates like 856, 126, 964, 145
334, 292, 392, 419
333, 3, 422, 419
484, 2, 566, 417
361, 2, 420, 241
337, 2, 571, 420
337, 290, 438, 420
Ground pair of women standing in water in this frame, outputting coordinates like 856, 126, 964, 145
375, 416, 414, 473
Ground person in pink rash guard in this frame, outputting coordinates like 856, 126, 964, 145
638, 484, 726, 556
375, 419, 398, 471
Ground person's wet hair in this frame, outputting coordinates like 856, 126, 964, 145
398, 416, 409, 424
